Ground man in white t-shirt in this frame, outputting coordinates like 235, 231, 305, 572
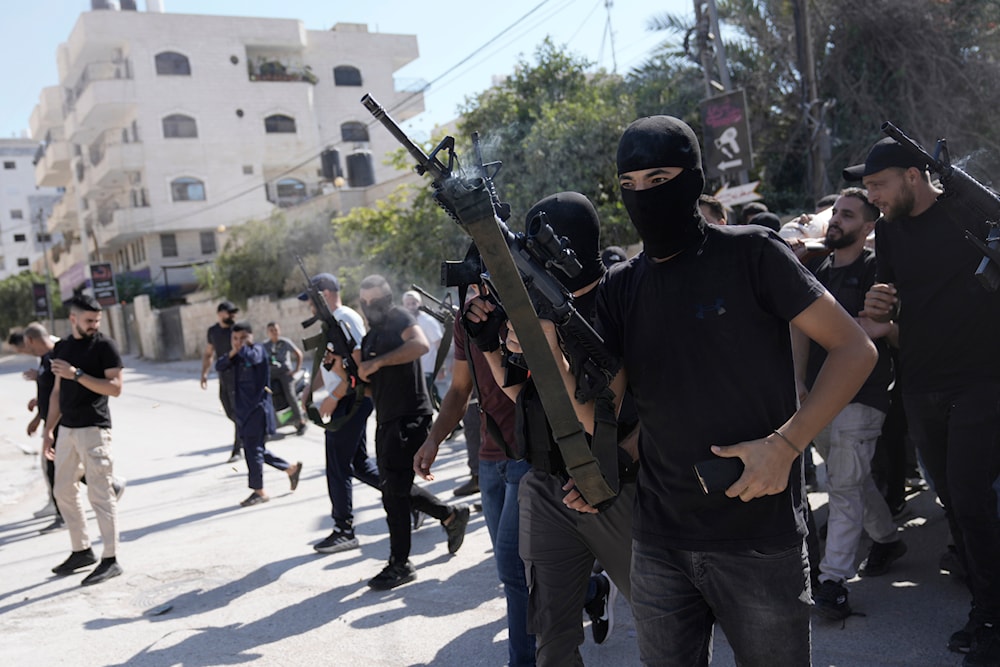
402, 290, 443, 407
298, 273, 380, 554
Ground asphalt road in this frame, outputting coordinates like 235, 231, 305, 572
0, 353, 972, 666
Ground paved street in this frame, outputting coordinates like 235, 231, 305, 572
0, 353, 973, 666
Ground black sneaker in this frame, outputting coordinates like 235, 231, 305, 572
52, 548, 97, 575
453, 475, 480, 497
444, 504, 471, 555
412, 508, 428, 531
951, 618, 983, 654
584, 572, 617, 644
368, 558, 417, 590
295, 422, 307, 436
81, 559, 123, 586
966, 622, 1000, 666
859, 539, 907, 577
813, 579, 852, 620
314, 530, 359, 554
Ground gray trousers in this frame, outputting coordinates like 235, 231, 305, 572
518, 469, 635, 667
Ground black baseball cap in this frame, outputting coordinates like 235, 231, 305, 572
297, 273, 340, 300
843, 137, 927, 182
217, 301, 239, 313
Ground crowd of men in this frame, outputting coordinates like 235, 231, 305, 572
9, 115, 1000, 667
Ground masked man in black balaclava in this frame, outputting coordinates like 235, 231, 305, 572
464, 192, 640, 665
356, 274, 472, 591
544, 117, 880, 666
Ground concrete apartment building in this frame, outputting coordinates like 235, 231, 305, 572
30, 1, 423, 300
0, 140, 62, 280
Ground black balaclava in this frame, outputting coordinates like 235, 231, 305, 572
616, 115, 707, 259
524, 191, 605, 293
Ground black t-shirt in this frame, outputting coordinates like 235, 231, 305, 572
361, 306, 433, 424
53, 333, 123, 429
805, 248, 892, 412
597, 224, 825, 552
36, 351, 55, 421
207, 323, 234, 359
875, 195, 1000, 393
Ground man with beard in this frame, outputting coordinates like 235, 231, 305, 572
552, 116, 876, 665
466, 192, 639, 665
357, 274, 470, 590
201, 301, 241, 462
793, 187, 904, 621
855, 137, 1000, 665
44, 295, 125, 586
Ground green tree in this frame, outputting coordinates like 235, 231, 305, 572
458, 39, 637, 243
199, 209, 341, 303
0, 271, 61, 337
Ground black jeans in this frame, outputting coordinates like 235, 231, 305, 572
375, 414, 451, 563
903, 382, 1000, 622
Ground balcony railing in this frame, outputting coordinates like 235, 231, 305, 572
247, 61, 317, 84
65, 59, 133, 113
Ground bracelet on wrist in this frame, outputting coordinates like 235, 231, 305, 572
772, 429, 804, 455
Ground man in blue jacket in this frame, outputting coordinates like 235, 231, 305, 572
217, 321, 302, 507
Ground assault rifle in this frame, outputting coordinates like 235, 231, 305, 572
881, 122, 1000, 291
362, 93, 620, 509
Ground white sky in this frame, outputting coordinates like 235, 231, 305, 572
0, 0, 692, 141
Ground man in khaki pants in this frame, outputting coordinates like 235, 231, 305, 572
44, 294, 125, 586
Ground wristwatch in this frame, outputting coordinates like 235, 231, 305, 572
73, 368, 84, 381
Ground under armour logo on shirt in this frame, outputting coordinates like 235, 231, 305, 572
695, 298, 727, 319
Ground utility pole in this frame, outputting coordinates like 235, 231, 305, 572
695, 0, 749, 185
792, 0, 830, 202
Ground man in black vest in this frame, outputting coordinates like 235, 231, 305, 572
44, 295, 125, 586
794, 188, 904, 620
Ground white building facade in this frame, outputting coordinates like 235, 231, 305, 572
0, 139, 62, 280
30, 6, 423, 299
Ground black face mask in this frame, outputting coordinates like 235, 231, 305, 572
616, 115, 707, 259
361, 295, 393, 329
620, 169, 706, 259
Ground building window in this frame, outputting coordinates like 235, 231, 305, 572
242, 165, 253, 175
155, 51, 191, 76
333, 65, 362, 86
200, 231, 216, 255
11, 209, 23, 219
340, 121, 369, 143
170, 177, 206, 201
3, 161, 14, 170
264, 114, 296, 134
160, 233, 178, 257
14, 233, 26, 242
17, 257, 29, 267
162, 114, 198, 138
37, 232, 52, 243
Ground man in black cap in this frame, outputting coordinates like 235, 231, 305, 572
201, 301, 241, 462
297, 272, 380, 554
551, 116, 876, 665
44, 295, 126, 585
852, 136, 1000, 664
